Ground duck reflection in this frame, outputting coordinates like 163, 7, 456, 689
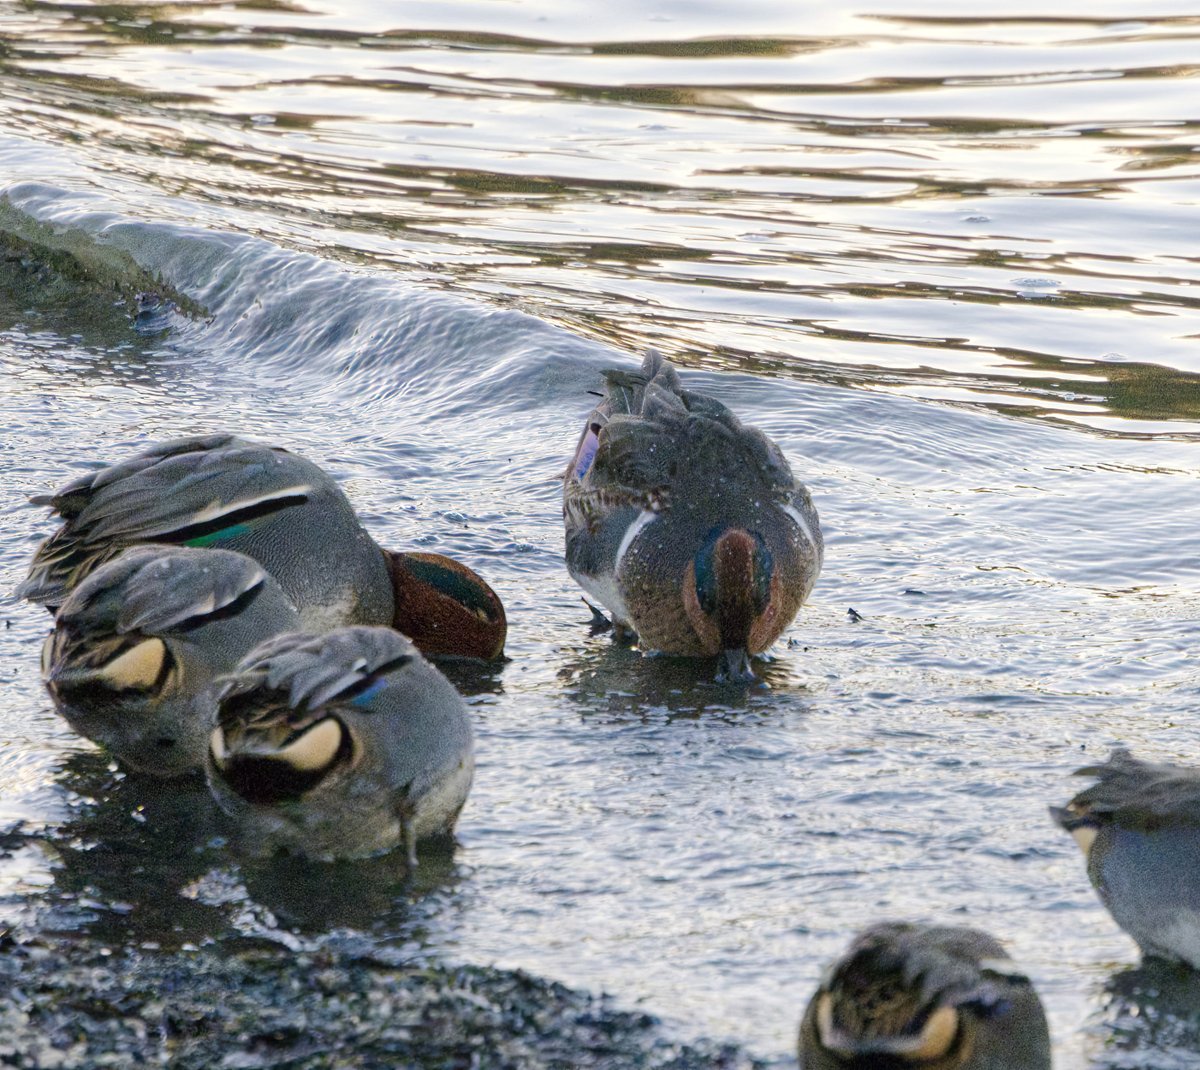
556, 631, 808, 722
236, 839, 462, 936
1088, 958, 1200, 1069
435, 656, 508, 699
34, 751, 225, 948
22, 748, 465, 953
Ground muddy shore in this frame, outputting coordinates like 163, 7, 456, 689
0, 924, 765, 1070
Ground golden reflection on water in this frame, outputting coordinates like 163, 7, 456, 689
2, 1, 1200, 433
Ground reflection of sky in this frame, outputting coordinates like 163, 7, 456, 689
3, 0, 1200, 429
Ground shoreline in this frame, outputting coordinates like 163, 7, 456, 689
0, 923, 768, 1069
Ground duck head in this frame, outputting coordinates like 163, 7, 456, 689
685, 526, 777, 682
385, 551, 507, 661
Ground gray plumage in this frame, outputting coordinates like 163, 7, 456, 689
44, 545, 303, 776
1051, 748, 1200, 968
564, 350, 822, 674
207, 625, 474, 862
18, 434, 393, 631
798, 922, 1051, 1070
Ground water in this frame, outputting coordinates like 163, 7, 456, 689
2, 1, 1200, 1065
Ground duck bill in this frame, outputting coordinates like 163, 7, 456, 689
716, 647, 755, 683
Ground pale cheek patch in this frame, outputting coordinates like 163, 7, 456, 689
1070, 825, 1098, 859
210, 726, 230, 768
277, 718, 344, 773
909, 1005, 959, 1060
98, 638, 168, 690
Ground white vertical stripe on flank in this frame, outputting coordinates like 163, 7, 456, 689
781, 503, 817, 552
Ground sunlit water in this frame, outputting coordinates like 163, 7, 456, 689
2, 1, 1200, 1066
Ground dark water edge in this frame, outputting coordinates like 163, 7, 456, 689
0, 743, 766, 1070
0, 929, 762, 1070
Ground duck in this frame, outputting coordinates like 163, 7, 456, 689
17, 434, 506, 660
43, 545, 303, 777
798, 922, 1051, 1069
563, 350, 822, 680
1051, 748, 1200, 969
206, 625, 473, 863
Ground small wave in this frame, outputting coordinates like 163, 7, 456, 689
0, 179, 615, 417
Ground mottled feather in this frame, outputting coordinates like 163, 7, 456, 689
820, 922, 1017, 1041
218, 626, 416, 715
1061, 748, 1200, 829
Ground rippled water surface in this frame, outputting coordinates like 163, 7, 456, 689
2, 1, 1200, 1066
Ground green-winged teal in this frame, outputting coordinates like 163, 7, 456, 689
563, 351, 822, 679
18, 434, 505, 659
43, 545, 302, 776
798, 922, 1051, 1069
1052, 748, 1200, 969
207, 625, 473, 862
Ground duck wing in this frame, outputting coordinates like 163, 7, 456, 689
570, 349, 800, 510
19, 435, 316, 607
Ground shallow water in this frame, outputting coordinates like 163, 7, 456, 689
2, 1, 1200, 1066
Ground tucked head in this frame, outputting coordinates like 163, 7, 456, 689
685, 525, 776, 681
206, 625, 474, 861
385, 551, 507, 661
43, 545, 300, 776
615, 492, 819, 678
799, 922, 1051, 1070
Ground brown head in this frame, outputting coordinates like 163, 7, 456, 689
385, 551, 507, 660
683, 526, 783, 681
